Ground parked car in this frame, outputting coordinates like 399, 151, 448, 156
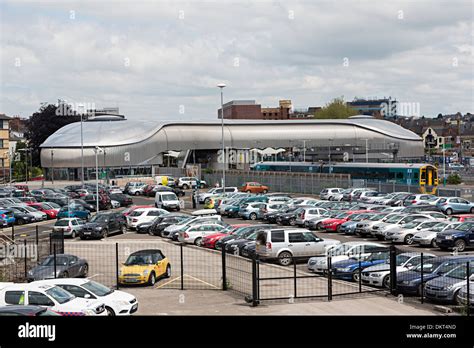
412, 221, 461, 247
339, 213, 375, 235
198, 187, 238, 203
126, 183, 147, 196
361, 252, 436, 288
177, 177, 204, 189
436, 222, 474, 252
456, 283, 474, 308
403, 194, 437, 206
255, 228, 340, 266
215, 225, 272, 251
332, 250, 390, 281
397, 256, 474, 295
9, 205, 47, 221
162, 214, 222, 238
295, 207, 328, 227
154, 191, 180, 211
0, 209, 16, 226
148, 185, 185, 198
238, 202, 267, 220
385, 219, 441, 245
436, 197, 474, 215
38, 278, 138, 316
56, 204, 91, 220
126, 208, 169, 230
4, 208, 35, 225
201, 224, 251, 249
307, 242, 385, 273
319, 188, 343, 200
84, 194, 112, 210
140, 214, 190, 236
319, 210, 366, 232
80, 212, 125, 239
53, 218, 85, 238
0, 282, 105, 316
70, 199, 96, 212
27, 254, 89, 281
109, 193, 133, 207
424, 262, 474, 304
118, 249, 171, 286
240, 182, 269, 194
0, 305, 60, 316
178, 223, 230, 246
27, 203, 59, 219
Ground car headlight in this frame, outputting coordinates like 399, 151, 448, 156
446, 284, 455, 290
370, 273, 383, 277
95, 227, 102, 231
143, 270, 149, 276
445, 235, 453, 240
401, 280, 410, 285
338, 267, 352, 272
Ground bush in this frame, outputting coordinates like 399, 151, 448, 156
447, 173, 462, 185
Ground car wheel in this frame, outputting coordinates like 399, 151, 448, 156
352, 269, 360, 282
71, 231, 76, 239
120, 225, 124, 234
183, 184, 189, 190
289, 218, 296, 226
336, 225, 342, 233
382, 275, 391, 289
431, 239, 437, 248
278, 251, 292, 266
304, 221, 309, 228
176, 206, 181, 211
249, 213, 257, 221
61, 271, 69, 278
404, 234, 414, 245
470, 207, 474, 214
263, 189, 268, 194
194, 237, 202, 246
453, 289, 461, 305
165, 265, 171, 278
454, 239, 466, 252
105, 306, 115, 316
17, 219, 24, 225
82, 264, 89, 277
246, 190, 251, 193
445, 208, 453, 215
102, 229, 109, 238
148, 272, 156, 286
316, 222, 322, 230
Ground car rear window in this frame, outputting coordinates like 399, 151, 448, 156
5, 291, 24, 305
271, 230, 285, 242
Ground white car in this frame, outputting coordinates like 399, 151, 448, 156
126, 208, 169, 229
111, 200, 121, 209
371, 214, 440, 240
384, 219, 441, 244
197, 187, 238, 203
155, 191, 180, 211
295, 207, 328, 226
107, 186, 123, 194
10, 205, 48, 221
288, 198, 319, 207
412, 221, 461, 247
128, 184, 147, 196
177, 223, 229, 246
307, 242, 385, 272
36, 278, 138, 316
162, 214, 222, 238
319, 188, 343, 200
177, 177, 205, 189
0, 282, 106, 316
361, 252, 436, 288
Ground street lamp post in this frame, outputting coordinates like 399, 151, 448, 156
217, 83, 226, 188
94, 146, 104, 213
80, 113, 84, 187
442, 146, 446, 186
18, 148, 30, 184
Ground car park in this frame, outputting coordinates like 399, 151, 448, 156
118, 249, 171, 286
80, 212, 125, 239
370, 214, 439, 240
53, 218, 85, 238
424, 262, 474, 304
0, 282, 106, 316
27, 254, 89, 281
436, 222, 474, 252
201, 224, 251, 249
361, 253, 436, 288
255, 228, 340, 266
436, 197, 474, 215
37, 278, 138, 316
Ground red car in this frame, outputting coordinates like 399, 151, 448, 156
27, 203, 59, 219
320, 210, 367, 232
201, 224, 251, 249
450, 214, 474, 222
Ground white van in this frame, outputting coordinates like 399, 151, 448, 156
155, 191, 180, 211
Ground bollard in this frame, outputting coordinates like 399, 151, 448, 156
180, 243, 184, 291
35, 225, 39, 246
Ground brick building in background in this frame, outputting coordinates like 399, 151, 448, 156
0, 114, 12, 179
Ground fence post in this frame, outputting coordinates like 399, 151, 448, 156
49, 233, 52, 254
35, 225, 39, 246
251, 255, 259, 307
467, 261, 470, 317
23, 239, 27, 279
293, 257, 297, 299
53, 244, 57, 279
389, 245, 397, 294
11, 224, 14, 241
358, 257, 362, 293
327, 256, 333, 301
61, 230, 65, 253
115, 243, 119, 290
420, 253, 424, 304
221, 245, 227, 291
180, 243, 184, 291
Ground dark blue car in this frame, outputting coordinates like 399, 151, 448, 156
332, 250, 390, 281
436, 222, 474, 252
396, 256, 474, 295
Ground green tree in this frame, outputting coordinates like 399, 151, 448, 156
315, 97, 359, 119
446, 173, 462, 185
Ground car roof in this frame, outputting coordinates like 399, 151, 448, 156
34, 278, 88, 286
130, 249, 163, 255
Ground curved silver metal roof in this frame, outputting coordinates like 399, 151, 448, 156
40, 117, 423, 168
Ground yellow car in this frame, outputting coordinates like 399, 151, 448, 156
204, 197, 215, 209
118, 249, 171, 286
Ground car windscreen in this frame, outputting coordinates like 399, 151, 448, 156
90, 214, 109, 222
82, 280, 113, 296
455, 222, 474, 231
161, 194, 177, 201
45, 286, 75, 304
124, 254, 154, 265
40, 256, 68, 266
55, 220, 70, 226
395, 255, 411, 266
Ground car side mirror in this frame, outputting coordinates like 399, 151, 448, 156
84, 294, 91, 299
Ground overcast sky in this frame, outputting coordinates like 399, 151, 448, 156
1, 0, 472, 121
